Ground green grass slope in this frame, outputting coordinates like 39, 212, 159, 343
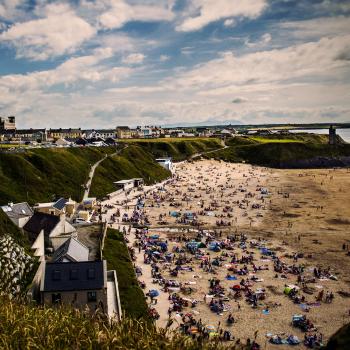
0, 147, 115, 205
120, 138, 223, 161
103, 228, 149, 319
90, 145, 171, 199
207, 136, 350, 168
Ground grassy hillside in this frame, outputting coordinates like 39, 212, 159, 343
103, 228, 149, 319
207, 136, 350, 168
0, 147, 115, 205
90, 145, 171, 199
120, 138, 223, 161
0, 297, 225, 350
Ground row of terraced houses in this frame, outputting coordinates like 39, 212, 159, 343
0, 116, 238, 144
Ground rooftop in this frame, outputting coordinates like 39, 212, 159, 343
42, 260, 105, 292
1, 202, 33, 219
23, 212, 60, 244
53, 198, 68, 211
52, 236, 89, 263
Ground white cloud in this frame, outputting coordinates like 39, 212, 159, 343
245, 32, 271, 47
160, 54, 170, 62
0, 47, 131, 92
176, 0, 267, 32
0, 3, 95, 60
280, 16, 350, 40
224, 18, 235, 27
122, 53, 146, 65
172, 35, 350, 90
99, 0, 174, 29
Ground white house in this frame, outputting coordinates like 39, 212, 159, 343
114, 178, 144, 191
23, 212, 76, 260
156, 158, 173, 171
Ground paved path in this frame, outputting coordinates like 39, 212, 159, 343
83, 154, 107, 200
83, 146, 127, 201
190, 142, 228, 159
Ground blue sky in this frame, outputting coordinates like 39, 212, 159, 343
0, 0, 350, 128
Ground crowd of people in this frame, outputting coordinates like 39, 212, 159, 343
101, 160, 346, 348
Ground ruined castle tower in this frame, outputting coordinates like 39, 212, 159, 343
329, 125, 337, 145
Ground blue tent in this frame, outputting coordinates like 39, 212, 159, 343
260, 247, 273, 256
209, 242, 221, 252
149, 289, 159, 297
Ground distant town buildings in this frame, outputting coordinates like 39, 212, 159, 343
0, 116, 16, 130
116, 126, 132, 139
49, 128, 82, 140
0, 115, 245, 148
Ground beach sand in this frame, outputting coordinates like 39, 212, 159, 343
102, 159, 350, 348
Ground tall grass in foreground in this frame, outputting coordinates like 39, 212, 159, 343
0, 297, 239, 350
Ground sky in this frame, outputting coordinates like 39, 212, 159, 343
0, 0, 350, 128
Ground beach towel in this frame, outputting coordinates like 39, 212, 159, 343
262, 309, 270, 315
226, 276, 237, 281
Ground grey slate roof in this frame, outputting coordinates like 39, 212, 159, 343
23, 212, 60, 244
1, 202, 33, 219
43, 261, 105, 292
52, 237, 89, 263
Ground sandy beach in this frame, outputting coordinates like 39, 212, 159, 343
101, 159, 350, 348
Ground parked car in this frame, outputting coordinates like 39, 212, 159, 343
74, 218, 90, 224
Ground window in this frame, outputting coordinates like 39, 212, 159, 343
52, 293, 61, 304
87, 291, 97, 302
52, 270, 61, 281
87, 268, 95, 279
70, 269, 78, 280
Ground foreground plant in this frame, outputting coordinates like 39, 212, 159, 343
0, 297, 239, 350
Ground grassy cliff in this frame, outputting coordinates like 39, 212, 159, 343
119, 138, 223, 161
0, 139, 223, 205
207, 135, 350, 168
0, 147, 116, 205
90, 145, 171, 199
